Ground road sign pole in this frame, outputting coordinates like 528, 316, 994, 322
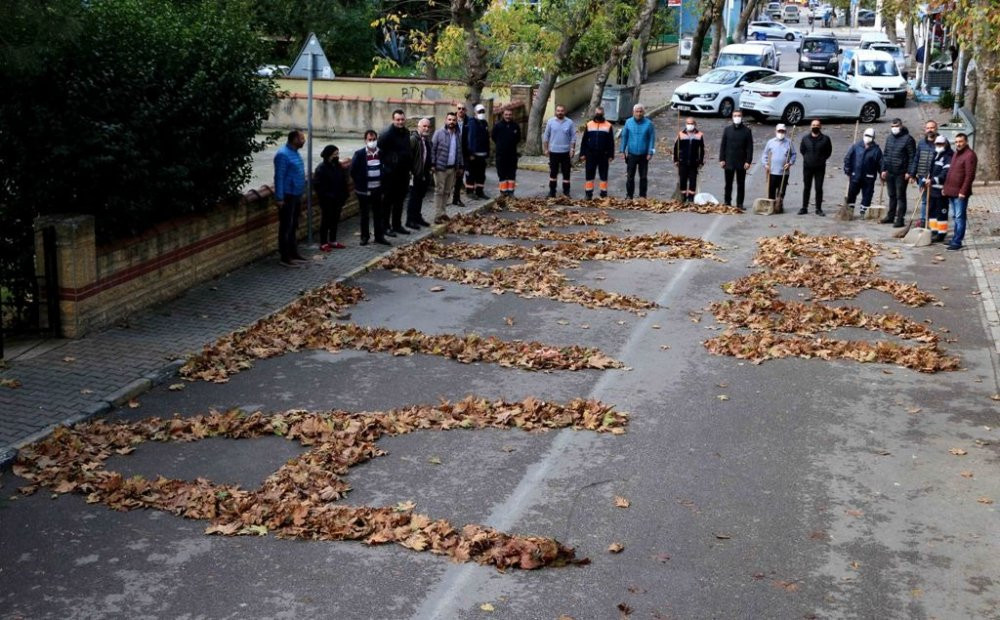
306, 52, 314, 245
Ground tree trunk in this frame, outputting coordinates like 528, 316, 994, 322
973, 49, 999, 180
585, 0, 659, 119
451, 0, 489, 102
905, 17, 916, 61
524, 0, 601, 155
709, 7, 724, 67
882, 7, 897, 40
734, 0, 761, 44
965, 63, 977, 114
684, 0, 720, 77
423, 32, 438, 80
628, 14, 654, 100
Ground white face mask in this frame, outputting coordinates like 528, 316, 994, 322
891, 127, 901, 135
776, 132, 786, 139
935, 146, 945, 153
476, 112, 486, 120
685, 124, 695, 132
366, 140, 377, 150
863, 136, 873, 144
733, 116, 743, 125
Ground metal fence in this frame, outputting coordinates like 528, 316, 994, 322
0, 226, 60, 358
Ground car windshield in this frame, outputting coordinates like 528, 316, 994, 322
859, 60, 898, 76
802, 39, 837, 53
871, 45, 901, 56
716, 54, 763, 67
756, 75, 792, 86
696, 69, 741, 84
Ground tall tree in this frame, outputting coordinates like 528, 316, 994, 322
450, 0, 490, 102
584, 0, 660, 118
524, 0, 603, 155
683, 0, 723, 77
708, 5, 724, 67
733, 0, 762, 44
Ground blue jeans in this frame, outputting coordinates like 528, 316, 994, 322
948, 196, 968, 247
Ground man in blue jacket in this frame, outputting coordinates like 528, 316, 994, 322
620, 103, 656, 199
273, 130, 306, 267
843, 127, 883, 217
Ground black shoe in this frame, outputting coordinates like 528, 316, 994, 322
879, 215, 894, 224
476, 191, 489, 199
547, 191, 556, 198
405, 221, 421, 230
585, 193, 593, 200
599, 192, 607, 198
946, 243, 961, 251
392, 226, 410, 235
360, 239, 370, 246
892, 219, 905, 228
451, 199, 466, 208
797, 208, 808, 215
375, 238, 392, 246
418, 218, 432, 227
626, 195, 634, 200
563, 192, 571, 197
384, 229, 397, 238
815, 209, 826, 217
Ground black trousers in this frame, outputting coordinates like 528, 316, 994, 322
723, 167, 747, 208
406, 174, 430, 224
356, 190, 386, 242
677, 164, 698, 198
767, 173, 788, 200
383, 172, 409, 229
625, 154, 648, 198
846, 178, 876, 208
584, 157, 610, 196
548, 152, 571, 194
802, 165, 825, 212
318, 196, 345, 244
278, 194, 301, 261
496, 154, 517, 183
885, 173, 908, 220
468, 155, 487, 187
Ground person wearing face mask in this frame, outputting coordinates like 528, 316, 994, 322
378, 109, 414, 237
620, 103, 656, 200
761, 123, 797, 204
273, 130, 307, 267
406, 118, 434, 230
314, 144, 348, 251
719, 111, 753, 210
581, 106, 615, 200
925, 135, 952, 243
465, 104, 491, 199
941, 132, 978, 250
492, 107, 522, 197
351, 129, 389, 246
842, 127, 883, 217
672, 117, 704, 203
543, 104, 577, 198
880, 118, 916, 227
798, 119, 832, 216
909, 120, 939, 225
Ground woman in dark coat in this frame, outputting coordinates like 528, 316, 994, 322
314, 145, 348, 250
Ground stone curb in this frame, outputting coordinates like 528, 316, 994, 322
0, 201, 497, 471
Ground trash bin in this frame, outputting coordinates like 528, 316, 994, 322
601, 85, 635, 123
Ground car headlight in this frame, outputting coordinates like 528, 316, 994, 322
701, 93, 718, 101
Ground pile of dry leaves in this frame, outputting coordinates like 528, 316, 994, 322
14, 396, 627, 570
500, 195, 742, 215
181, 282, 621, 383
704, 232, 960, 372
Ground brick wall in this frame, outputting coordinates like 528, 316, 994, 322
35, 184, 358, 338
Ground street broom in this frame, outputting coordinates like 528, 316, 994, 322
865, 178, 887, 221
902, 184, 932, 246
752, 159, 776, 214
836, 120, 861, 221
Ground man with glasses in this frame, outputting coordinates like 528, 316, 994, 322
452, 103, 470, 207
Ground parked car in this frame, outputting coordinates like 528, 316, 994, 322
714, 43, 780, 71
256, 64, 290, 77
671, 66, 777, 117
797, 34, 841, 75
782, 5, 801, 23
765, 2, 782, 20
744, 40, 783, 69
858, 32, 891, 49
857, 9, 876, 26
739, 71, 886, 124
749, 20, 803, 41
869, 43, 907, 79
840, 49, 907, 107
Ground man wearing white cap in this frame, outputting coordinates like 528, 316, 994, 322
761, 123, 797, 203
465, 103, 491, 199
842, 127, 883, 216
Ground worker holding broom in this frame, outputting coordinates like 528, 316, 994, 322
843, 127, 883, 218
761, 123, 797, 205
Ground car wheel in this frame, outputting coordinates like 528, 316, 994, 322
859, 102, 879, 123
785, 33, 795, 41
719, 98, 735, 118
781, 102, 804, 125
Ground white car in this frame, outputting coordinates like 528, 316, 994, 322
841, 50, 908, 108
748, 20, 803, 41
256, 64, 290, 77
671, 66, 777, 117
869, 43, 908, 78
739, 72, 887, 124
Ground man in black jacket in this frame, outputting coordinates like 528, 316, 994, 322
405, 117, 434, 230
492, 107, 522, 197
452, 103, 469, 206
880, 118, 916, 227
798, 119, 833, 216
378, 109, 414, 236
718, 111, 753, 210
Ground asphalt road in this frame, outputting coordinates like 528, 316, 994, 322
2, 89, 999, 619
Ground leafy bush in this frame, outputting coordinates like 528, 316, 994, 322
0, 0, 276, 244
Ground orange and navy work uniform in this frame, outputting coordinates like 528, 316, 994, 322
581, 119, 615, 198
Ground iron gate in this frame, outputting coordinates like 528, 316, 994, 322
0, 226, 60, 358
